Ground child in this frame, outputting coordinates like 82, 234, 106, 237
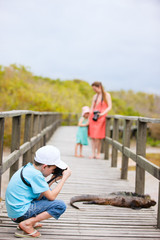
75, 106, 90, 157
5, 145, 71, 238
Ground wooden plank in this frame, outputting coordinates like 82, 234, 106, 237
104, 117, 111, 160
121, 119, 132, 179
0, 118, 4, 198
137, 155, 160, 180
139, 117, 160, 123
112, 140, 123, 152
157, 181, 160, 228
111, 119, 119, 167
0, 110, 59, 118
31, 114, 39, 161
106, 115, 160, 123
107, 115, 139, 121
23, 113, 32, 165
9, 116, 21, 179
135, 120, 147, 195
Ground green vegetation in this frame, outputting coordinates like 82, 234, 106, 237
0, 64, 94, 113
1, 64, 159, 118
111, 90, 159, 117
147, 136, 160, 147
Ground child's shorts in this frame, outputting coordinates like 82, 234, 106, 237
11, 196, 66, 223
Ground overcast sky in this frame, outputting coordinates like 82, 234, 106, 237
0, 0, 160, 94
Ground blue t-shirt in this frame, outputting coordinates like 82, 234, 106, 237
5, 162, 49, 218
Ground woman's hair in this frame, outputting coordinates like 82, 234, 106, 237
91, 82, 107, 105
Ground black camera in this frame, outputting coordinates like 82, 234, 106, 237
92, 110, 100, 121
53, 167, 67, 178
47, 167, 67, 184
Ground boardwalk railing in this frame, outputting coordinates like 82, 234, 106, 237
103, 115, 160, 228
0, 110, 61, 198
62, 112, 79, 126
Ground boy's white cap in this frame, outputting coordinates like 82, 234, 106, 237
34, 145, 67, 169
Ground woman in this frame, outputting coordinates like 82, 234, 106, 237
88, 82, 112, 159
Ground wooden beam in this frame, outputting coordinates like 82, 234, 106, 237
111, 119, 119, 167
104, 118, 111, 160
9, 116, 21, 179
23, 114, 32, 165
121, 120, 132, 179
0, 118, 4, 198
0, 120, 60, 175
157, 181, 160, 228
135, 120, 147, 195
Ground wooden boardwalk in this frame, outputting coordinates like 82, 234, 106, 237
0, 126, 160, 239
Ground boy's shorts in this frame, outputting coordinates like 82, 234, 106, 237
11, 197, 66, 223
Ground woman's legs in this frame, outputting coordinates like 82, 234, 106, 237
95, 139, 102, 159
90, 138, 102, 159
90, 138, 96, 158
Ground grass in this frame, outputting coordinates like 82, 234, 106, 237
146, 153, 160, 167
127, 153, 160, 171
123, 153, 160, 171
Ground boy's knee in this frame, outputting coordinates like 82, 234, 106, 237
50, 199, 66, 213
48, 199, 66, 219
57, 200, 66, 213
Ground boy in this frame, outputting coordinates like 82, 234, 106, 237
5, 145, 71, 238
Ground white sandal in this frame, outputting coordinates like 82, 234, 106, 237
15, 229, 41, 238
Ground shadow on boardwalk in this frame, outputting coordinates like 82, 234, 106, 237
0, 126, 160, 239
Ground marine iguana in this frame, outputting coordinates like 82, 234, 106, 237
70, 192, 156, 209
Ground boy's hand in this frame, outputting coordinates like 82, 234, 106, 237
62, 167, 71, 180
54, 175, 63, 181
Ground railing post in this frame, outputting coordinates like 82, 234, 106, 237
23, 114, 32, 165
46, 115, 50, 142
51, 114, 56, 138
31, 114, 39, 162
59, 113, 62, 127
104, 117, 111, 160
135, 119, 147, 194
121, 119, 132, 179
9, 116, 21, 179
42, 115, 47, 146
0, 118, 4, 199
38, 114, 43, 148
157, 182, 160, 228
111, 118, 119, 167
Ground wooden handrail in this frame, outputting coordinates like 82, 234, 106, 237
104, 115, 160, 228
0, 110, 61, 197
0, 111, 79, 197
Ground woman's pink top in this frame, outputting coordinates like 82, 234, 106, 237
88, 99, 108, 139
